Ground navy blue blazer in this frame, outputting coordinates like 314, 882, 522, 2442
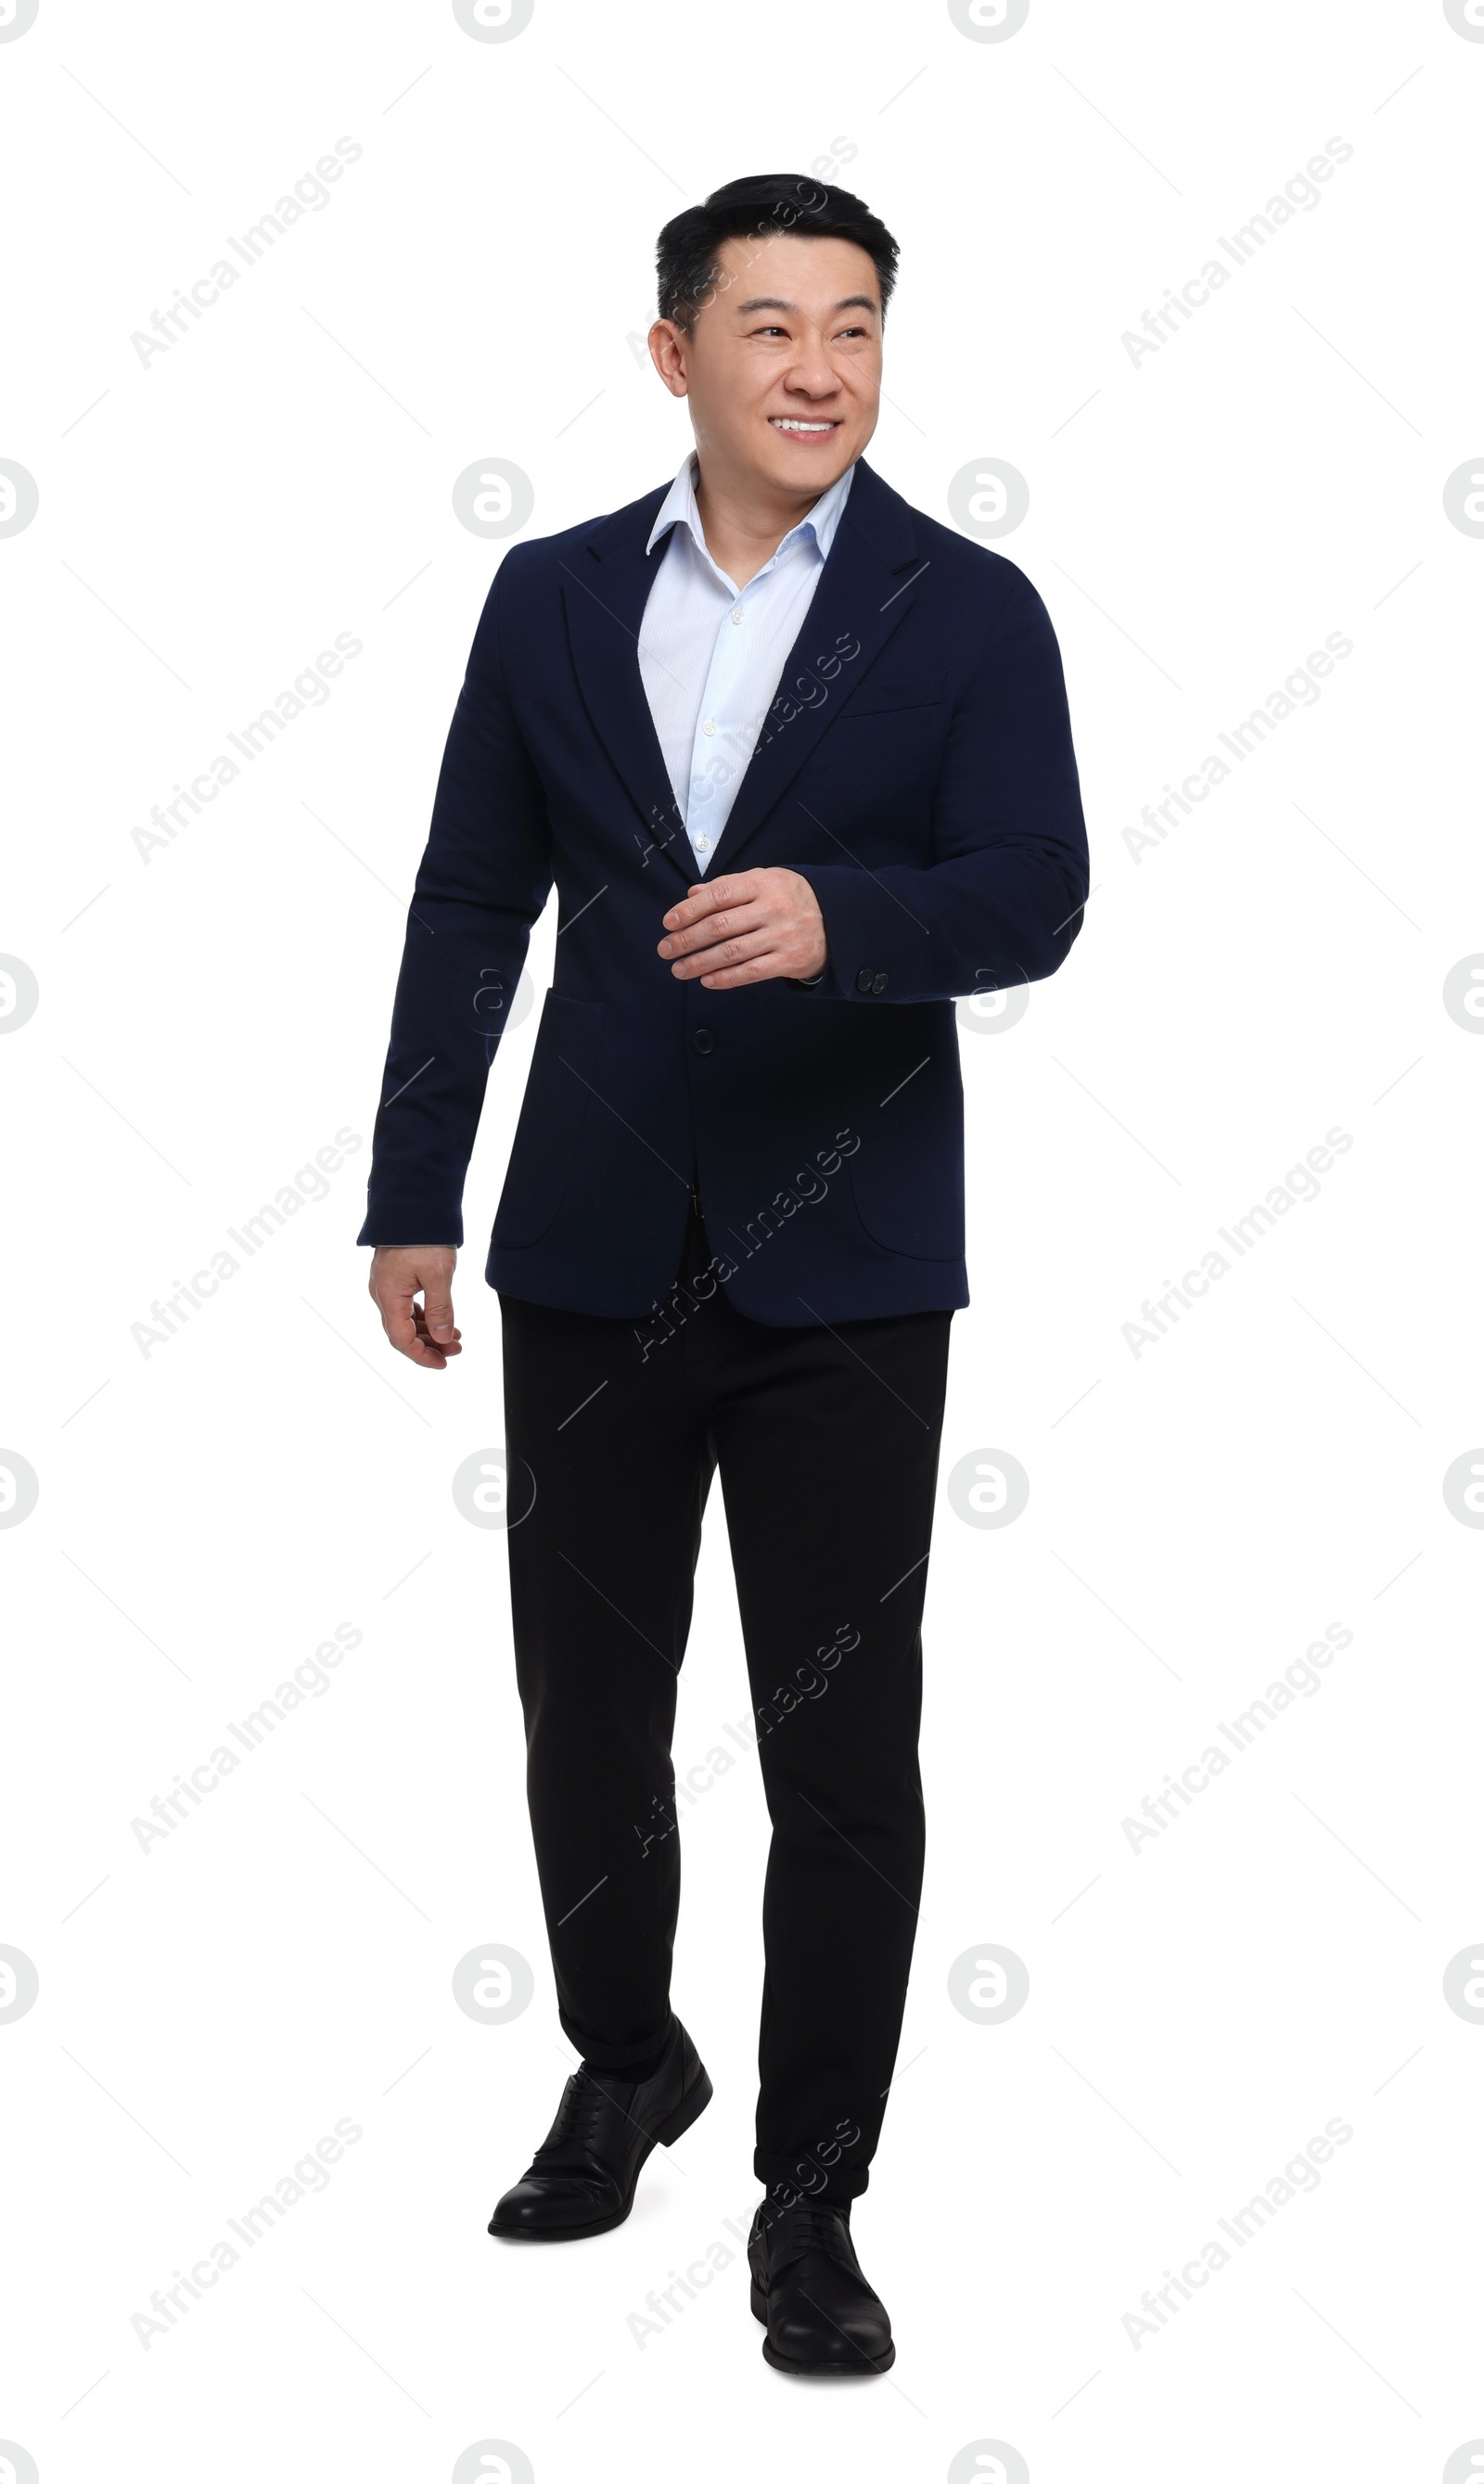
356, 456, 1089, 1325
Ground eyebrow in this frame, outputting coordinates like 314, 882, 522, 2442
733, 294, 879, 317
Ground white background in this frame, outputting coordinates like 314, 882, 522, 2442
3, 2, 1482, 2478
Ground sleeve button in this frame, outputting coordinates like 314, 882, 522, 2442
871, 971, 889, 994
855, 967, 876, 994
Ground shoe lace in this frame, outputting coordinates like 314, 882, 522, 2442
537, 2068, 634, 2169
763, 2198, 851, 2261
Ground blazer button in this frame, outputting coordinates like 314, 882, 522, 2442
855, 967, 876, 994
871, 971, 889, 994
692, 1028, 715, 1055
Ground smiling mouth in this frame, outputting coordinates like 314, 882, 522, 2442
769, 417, 840, 434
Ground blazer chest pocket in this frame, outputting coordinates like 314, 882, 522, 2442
842, 671, 946, 719
492, 991, 605, 1249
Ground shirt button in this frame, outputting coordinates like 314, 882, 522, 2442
702, 718, 718, 736
695, 835, 710, 851
692, 1028, 715, 1056
730, 608, 745, 626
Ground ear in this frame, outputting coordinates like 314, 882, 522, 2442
647, 320, 691, 397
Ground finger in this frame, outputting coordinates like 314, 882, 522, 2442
398, 1311, 447, 1366
375, 1281, 456, 1367
403, 1325, 455, 1368
660, 873, 752, 933
422, 1279, 457, 1343
412, 1303, 463, 1346
696, 949, 794, 990
659, 902, 767, 961
668, 927, 779, 980
412, 1305, 462, 1337
659, 893, 723, 937
372, 1279, 420, 1358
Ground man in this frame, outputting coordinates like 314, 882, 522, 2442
359, 171, 1088, 2376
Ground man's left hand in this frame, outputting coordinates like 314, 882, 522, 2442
658, 867, 827, 988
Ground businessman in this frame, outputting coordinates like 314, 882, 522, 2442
359, 172, 1088, 2375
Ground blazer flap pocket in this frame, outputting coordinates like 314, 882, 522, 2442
845, 671, 946, 718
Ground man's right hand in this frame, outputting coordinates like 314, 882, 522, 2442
369, 1246, 462, 1369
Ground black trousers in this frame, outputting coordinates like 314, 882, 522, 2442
497, 1198, 953, 2202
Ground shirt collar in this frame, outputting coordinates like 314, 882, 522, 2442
646, 450, 856, 574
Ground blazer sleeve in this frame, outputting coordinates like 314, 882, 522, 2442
356, 556, 554, 1247
791, 566, 1089, 1005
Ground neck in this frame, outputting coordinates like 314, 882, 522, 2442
691, 452, 846, 589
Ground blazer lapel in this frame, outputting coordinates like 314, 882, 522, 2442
701, 458, 928, 881
559, 490, 695, 889
558, 457, 929, 892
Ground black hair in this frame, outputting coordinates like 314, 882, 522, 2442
656, 172, 899, 337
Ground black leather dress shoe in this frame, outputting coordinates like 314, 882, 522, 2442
487, 2018, 711, 2241
748, 2196, 895, 2375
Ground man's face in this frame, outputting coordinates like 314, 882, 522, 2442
650, 230, 882, 493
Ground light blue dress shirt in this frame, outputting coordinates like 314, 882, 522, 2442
637, 451, 857, 875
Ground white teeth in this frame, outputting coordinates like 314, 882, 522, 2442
771, 418, 835, 431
